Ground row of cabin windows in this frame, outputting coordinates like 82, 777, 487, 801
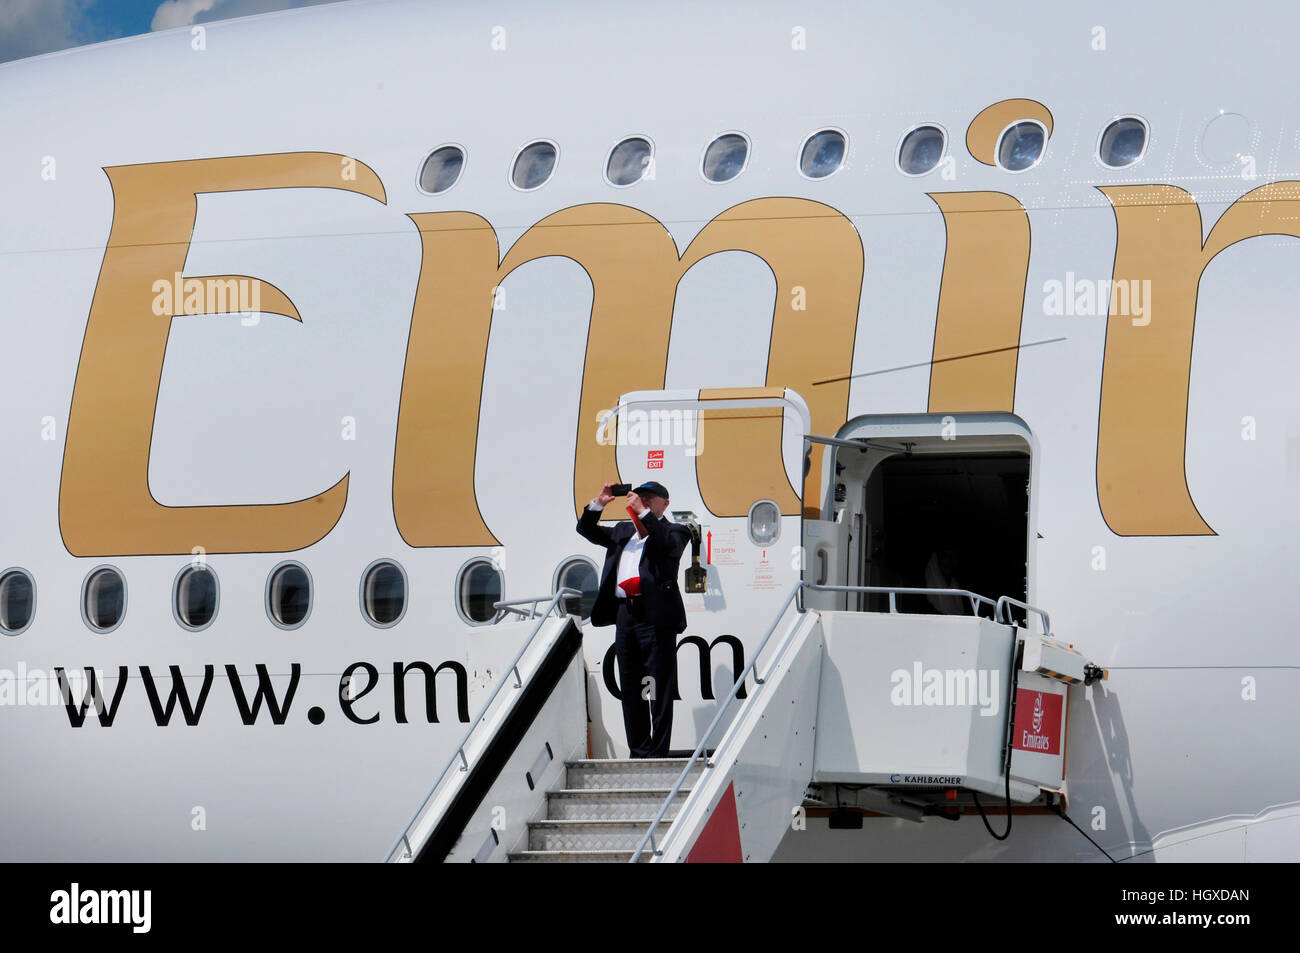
0, 557, 603, 635
0, 560, 410, 635
0, 501, 787, 634
417, 117, 1150, 194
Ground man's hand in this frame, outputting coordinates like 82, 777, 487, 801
597, 482, 617, 506
626, 491, 647, 517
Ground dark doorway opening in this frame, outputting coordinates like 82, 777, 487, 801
862, 452, 1028, 615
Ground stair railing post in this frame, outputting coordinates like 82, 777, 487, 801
385, 588, 581, 861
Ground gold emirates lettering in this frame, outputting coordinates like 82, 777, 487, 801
58, 152, 1262, 555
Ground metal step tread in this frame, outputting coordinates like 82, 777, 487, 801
547, 788, 693, 796
529, 819, 660, 827
565, 759, 694, 767
562, 760, 704, 790
508, 849, 650, 863
545, 788, 693, 820
525, 817, 661, 851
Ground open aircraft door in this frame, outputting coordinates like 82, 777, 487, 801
592, 385, 814, 601
587, 387, 813, 757
594, 386, 810, 523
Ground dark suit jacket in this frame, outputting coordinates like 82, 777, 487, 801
576, 505, 692, 633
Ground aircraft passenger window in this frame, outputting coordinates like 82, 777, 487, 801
799, 129, 846, 178
0, 569, 36, 635
1098, 117, 1148, 168
456, 559, 503, 625
174, 565, 219, 631
897, 125, 946, 175
606, 137, 653, 186
748, 500, 781, 546
702, 133, 749, 182
554, 557, 599, 619
82, 567, 126, 633
266, 562, 312, 629
996, 121, 1046, 172
511, 140, 558, 190
418, 145, 466, 194
361, 559, 407, 628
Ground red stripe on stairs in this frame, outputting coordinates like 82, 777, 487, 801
686, 781, 743, 863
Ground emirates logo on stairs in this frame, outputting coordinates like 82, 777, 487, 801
1012, 688, 1062, 755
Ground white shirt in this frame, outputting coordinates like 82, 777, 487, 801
588, 500, 671, 598
616, 532, 648, 596
924, 551, 966, 614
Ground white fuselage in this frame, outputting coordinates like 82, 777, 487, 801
0, 0, 1296, 861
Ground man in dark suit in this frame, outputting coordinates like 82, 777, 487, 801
577, 480, 692, 758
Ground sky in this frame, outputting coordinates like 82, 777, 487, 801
0, 0, 347, 64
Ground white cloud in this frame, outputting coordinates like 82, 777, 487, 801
0, 0, 93, 63
151, 0, 221, 31
0, 0, 346, 63
187, 0, 339, 25
153, 0, 343, 32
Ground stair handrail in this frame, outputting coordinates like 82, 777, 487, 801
386, 588, 580, 862
806, 583, 997, 617
629, 581, 805, 862
491, 592, 583, 622
994, 594, 1051, 635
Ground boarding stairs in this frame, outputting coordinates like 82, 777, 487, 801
387, 579, 1103, 863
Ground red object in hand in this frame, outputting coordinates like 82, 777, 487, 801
627, 505, 648, 538
618, 576, 642, 597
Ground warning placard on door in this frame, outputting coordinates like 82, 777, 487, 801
708, 527, 742, 567
746, 551, 781, 590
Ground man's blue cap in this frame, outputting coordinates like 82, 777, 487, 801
633, 481, 669, 499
